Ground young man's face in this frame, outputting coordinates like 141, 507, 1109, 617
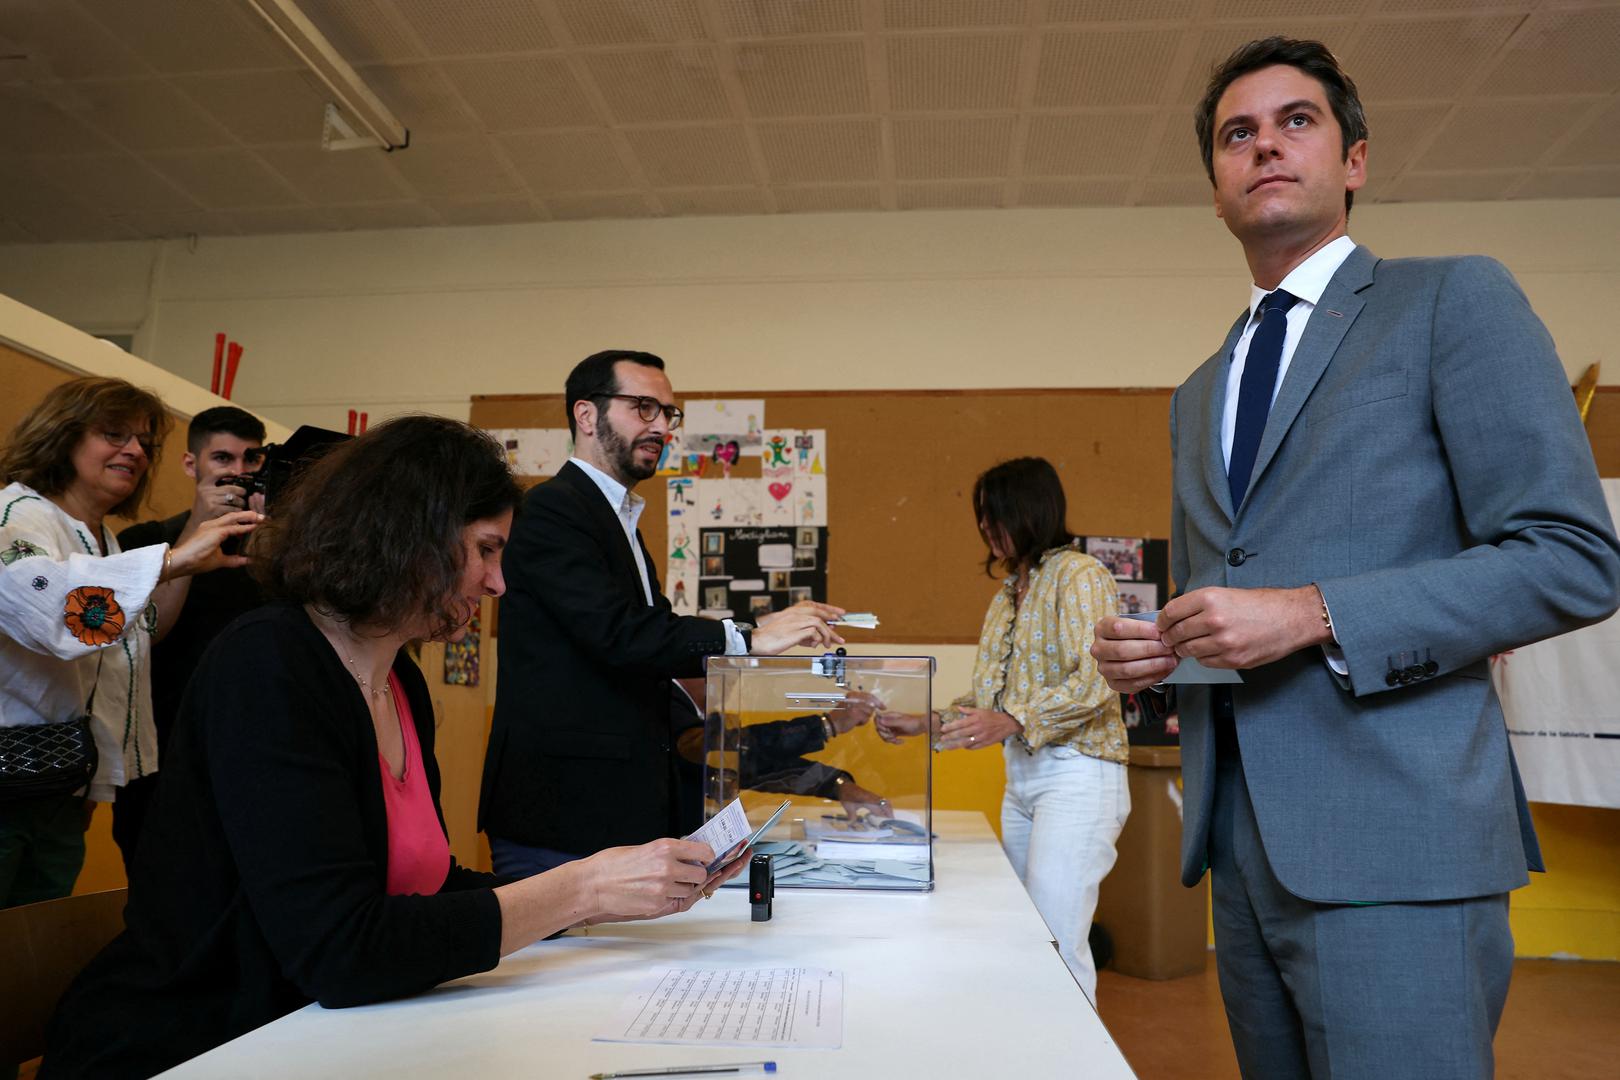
591, 361, 675, 484
184, 433, 263, 485
1209, 64, 1366, 246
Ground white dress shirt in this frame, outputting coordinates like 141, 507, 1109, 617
568, 458, 747, 654
1218, 235, 1355, 671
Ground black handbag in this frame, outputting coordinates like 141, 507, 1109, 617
0, 656, 101, 803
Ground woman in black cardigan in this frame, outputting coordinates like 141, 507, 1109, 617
44, 417, 742, 1079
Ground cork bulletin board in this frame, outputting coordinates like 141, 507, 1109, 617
471, 388, 1178, 644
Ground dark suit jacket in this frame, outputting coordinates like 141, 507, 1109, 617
43, 603, 505, 1080
479, 462, 729, 853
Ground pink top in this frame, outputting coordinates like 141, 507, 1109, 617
379, 672, 450, 896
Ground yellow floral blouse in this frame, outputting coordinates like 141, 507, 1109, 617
956, 544, 1128, 763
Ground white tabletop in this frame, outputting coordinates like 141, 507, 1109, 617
163, 811, 1136, 1079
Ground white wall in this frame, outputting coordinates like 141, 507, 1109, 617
1, 199, 1614, 434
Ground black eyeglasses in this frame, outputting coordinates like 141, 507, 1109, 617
594, 393, 684, 430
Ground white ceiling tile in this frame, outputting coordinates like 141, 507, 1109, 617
1137, 173, 1213, 205
773, 185, 883, 212
1024, 111, 1147, 175
428, 196, 542, 225
1046, 0, 1197, 22
75, 0, 292, 74
622, 124, 756, 186
297, 0, 422, 63
330, 201, 443, 231
0, 89, 120, 155
719, 0, 865, 37
1477, 7, 1620, 97
228, 206, 344, 236
891, 115, 1016, 179
389, 134, 522, 198
658, 188, 771, 216
584, 48, 732, 123
1361, 104, 1446, 178
884, 0, 1032, 30
1210, 0, 1370, 16
30, 153, 200, 214
895, 181, 1005, 209
553, 0, 706, 46
1383, 170, 1527, 202
1018, 177, 1134, 205
1515, 167, 1620, 201
441, 56, 600, 130
757, 120, 881, 183
354, 64, 477, 133
257, 145, 415, 203
389, 0, 556, 55
1554, 101, 1620, 167
0, 0, 149, 80
1036, 29, 1180, 108
497, 129, 633, 191
1416, 101, 1584, 170
1347, 16, 1521, 102
733, 40, 871, 117
146, 149, 303, 209
169, 71, 332, 146
109, 210, 241, 239
546, 192, 655, 219
69, 80, 236, 152
887, 33, 1024, 111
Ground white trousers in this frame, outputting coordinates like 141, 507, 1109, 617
1000, 742, 1130, 1004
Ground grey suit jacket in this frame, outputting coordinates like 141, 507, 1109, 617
1171, 244, 1620, 903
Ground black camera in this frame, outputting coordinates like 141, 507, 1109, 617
214, 471, 268, 503
216, 426, 347, 553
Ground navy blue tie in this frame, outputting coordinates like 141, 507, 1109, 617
1228, 288, 1300, 509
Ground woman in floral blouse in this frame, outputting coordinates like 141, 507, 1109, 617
886, 456, 1130, 1001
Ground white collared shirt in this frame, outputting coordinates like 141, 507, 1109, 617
1221, 234, 1357, 467
1216, 235, 1355, 670
569, 458, 747, 654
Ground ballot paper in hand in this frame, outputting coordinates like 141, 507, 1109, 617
1123, 611, 1243, 684
684, 798, 792, 873
830, 612, 879, 629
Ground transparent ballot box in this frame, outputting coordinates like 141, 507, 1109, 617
703, 652, 935, 891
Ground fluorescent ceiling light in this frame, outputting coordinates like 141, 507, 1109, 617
244, 0, 409, 151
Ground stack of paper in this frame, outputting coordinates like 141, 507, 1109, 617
830, 612, 879, 629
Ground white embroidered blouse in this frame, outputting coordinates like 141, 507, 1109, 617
1, 482, 164, 801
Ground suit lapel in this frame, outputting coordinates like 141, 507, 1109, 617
1203, 311, 1250, 523
1241, 245, 1377, 512
557, 462, 644, 600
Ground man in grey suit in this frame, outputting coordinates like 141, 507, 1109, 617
1093, 38, 1620, 1078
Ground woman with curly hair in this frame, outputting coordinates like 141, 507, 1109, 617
43, 415, 743, 1079
0, 377, 257, 908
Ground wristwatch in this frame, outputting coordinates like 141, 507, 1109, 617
732, 620, 754, 653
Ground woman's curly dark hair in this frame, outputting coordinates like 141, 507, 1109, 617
254, 415, 521, 638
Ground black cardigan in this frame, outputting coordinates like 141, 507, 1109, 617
43, 603, 507, 1080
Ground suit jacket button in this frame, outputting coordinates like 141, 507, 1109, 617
1424, 660, 1439, 676
1398, 671, 1414, 685
1386, 670, 1400, 686
1227, 548, 1246, 567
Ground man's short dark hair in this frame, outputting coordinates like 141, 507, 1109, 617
1195, 37, 1368, 217
187, 406, 266, 455
564, 350, 666, 438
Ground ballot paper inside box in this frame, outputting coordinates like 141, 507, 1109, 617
703, 654, 935, 891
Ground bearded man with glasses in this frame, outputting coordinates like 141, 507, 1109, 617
479, 350, 845, 877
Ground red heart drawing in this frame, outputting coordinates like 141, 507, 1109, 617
713, 440, 739, 465
768, 481, 793, 502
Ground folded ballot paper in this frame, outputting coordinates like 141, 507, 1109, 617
829, 612, 879, 629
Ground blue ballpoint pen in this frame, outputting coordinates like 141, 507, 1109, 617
589, 1063, 777, 1079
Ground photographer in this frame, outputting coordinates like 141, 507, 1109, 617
114, 406, 267, 871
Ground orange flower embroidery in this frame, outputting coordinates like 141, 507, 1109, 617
64, 585, 125, 646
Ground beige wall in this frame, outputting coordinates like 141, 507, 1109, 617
4, 199, 1617, 956
0, 199, 1614, 437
